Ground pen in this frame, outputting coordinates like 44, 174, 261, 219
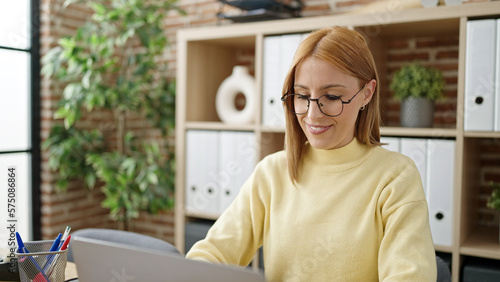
50, 233, 62, 252
42, 233, 62, 272
60, 234, 71, 251
15, 232, 25, 253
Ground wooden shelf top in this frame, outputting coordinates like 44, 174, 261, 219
184, 123, 457, 137
178, 1, 500, 41
185, 210, 220, 221
186, 121, 256, 131
381, 127, 457, 138
464, 131, 500, 139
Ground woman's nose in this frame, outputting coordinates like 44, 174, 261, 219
307, 99, 324, 120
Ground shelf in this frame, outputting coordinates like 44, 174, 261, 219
435, 245, 453, 253
380, 127, 457, 138
178, 1, 500, 41
186, 210, 220, 221
260, 125, 285, 133
259, 126, 457, 137
193, 126, 462, 136
461, 226, 500, 260
175, 3, 500, 279
186, 121, 256, 131
464, 131, 500, 139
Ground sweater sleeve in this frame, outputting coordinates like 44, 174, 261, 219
185, 165, 266, 266
377, 157, 437, 282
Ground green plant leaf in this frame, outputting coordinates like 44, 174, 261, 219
85, 173, 97, 189
390, 62, 445, 101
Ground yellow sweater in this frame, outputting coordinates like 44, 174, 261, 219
186, 139, 437, 281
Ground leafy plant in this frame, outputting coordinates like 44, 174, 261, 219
42, 0, 184, 229
487, 182, 500, 212
390, 62, 445, 101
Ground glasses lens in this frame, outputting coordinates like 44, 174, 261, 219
283, 94, 306, 114
292, 94, 309, 114
318, 95, 342, 116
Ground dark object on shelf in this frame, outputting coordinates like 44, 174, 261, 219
436, 255, 451, 282
463, 257, 500, 282
217, 0, 304, 23
185, 221, 213, 253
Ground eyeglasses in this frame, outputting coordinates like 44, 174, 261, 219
281, 84, 366, 117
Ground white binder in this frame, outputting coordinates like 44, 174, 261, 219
218, 131, 256, 213
495, 19, 500, 131
401, 138, 428, 194
465, 19, 497, 131
185, 130, 220, 215
218, 131, 238, 213
262, 33, 305, 128
426, 139, 455, 247
279, 34, 303, 85
380, 137, 401, 152
262, 35, 285, 128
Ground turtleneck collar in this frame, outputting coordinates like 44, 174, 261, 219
303, 138, 373, 172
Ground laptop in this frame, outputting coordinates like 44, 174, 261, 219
71, 236, 265, 282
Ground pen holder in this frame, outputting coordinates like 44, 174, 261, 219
15, 240, 67, 282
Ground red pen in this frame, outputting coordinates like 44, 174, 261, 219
60, 235, 71, 251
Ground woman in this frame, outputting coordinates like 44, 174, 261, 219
186, 26, 437, 281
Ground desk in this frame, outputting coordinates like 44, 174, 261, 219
65, 262, 78, 280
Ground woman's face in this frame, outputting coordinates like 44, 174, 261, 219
293, 56, 374, 150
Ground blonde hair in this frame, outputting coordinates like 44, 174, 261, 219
282, 26, 382, 183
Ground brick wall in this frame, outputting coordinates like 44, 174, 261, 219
39, 0, 491, 244
478, 139, 500, 228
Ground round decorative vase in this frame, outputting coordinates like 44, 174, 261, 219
215, 66, 256, 124
400, 97, 435, 128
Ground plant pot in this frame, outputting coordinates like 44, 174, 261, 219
400, 97, 435, 128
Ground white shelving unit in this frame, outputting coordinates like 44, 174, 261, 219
175, 2, 500, 280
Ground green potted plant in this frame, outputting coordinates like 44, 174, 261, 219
42, 0, 184, 230
390, 62, 445, 128
487, 182, 500, 243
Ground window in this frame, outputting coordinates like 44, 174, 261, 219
0, 0, 41, 246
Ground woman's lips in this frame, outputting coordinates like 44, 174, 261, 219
307, 123, 332, 135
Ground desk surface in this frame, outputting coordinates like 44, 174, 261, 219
65, 262, 78, 280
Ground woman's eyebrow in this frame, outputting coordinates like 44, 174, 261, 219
293, 84, 308, 90
294, 83, 347, 90
320, 83, 347, 90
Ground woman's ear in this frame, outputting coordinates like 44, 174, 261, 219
363, 79, 376, 105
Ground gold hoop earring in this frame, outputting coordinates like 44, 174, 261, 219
360, 105, 365, 111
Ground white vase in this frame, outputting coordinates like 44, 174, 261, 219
216, 66, 256, 124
